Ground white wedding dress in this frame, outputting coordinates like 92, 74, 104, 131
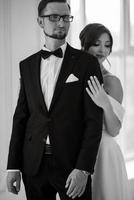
92, 95, 131, 200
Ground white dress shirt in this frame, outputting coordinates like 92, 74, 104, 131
40, 43, 67, 144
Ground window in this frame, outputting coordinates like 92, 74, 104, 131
85, 0, 121, 51
130, 0, 134, 46
69, 0, 134, 178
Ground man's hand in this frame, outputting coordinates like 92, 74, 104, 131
65, 169, 88, 199
7, 171, 21, 195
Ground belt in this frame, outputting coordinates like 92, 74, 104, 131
44, 144, 52, 155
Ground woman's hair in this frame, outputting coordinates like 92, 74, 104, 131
79, 23, 113, 53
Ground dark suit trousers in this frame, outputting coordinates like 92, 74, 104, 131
22, 154, 92, 200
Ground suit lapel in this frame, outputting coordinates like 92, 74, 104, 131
29, 52, 48, 114
49, 44, 78, 112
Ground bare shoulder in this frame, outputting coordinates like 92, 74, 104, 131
103, 75, 123, 104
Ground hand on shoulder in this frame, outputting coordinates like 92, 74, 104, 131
86, 76, 110, 109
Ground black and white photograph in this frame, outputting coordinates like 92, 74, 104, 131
0, 0, 134, 199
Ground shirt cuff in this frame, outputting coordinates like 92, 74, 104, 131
7, 169, 20, 172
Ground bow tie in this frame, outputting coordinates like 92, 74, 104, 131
41, 48, 63, 59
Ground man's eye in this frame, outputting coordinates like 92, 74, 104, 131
51, 15, 59, 19
64, 16, 69, 20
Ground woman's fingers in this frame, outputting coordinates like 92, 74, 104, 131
93, 76, 102, 89
88, 76, 103, 92
86, 87, 93, 98
90, 76, 99, 92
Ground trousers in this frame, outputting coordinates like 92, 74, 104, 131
22, 154, 92, 200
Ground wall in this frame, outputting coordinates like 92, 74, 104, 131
0, 0, 41, 199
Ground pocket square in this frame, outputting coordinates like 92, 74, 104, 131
66, 74, 79, 83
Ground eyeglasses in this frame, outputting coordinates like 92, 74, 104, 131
40, 14, 74, 22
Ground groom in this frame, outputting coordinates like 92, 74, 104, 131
7, 0, 103, 199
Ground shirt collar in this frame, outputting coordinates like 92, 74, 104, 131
42, 42, 67, 57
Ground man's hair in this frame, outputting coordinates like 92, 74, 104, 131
38, 0, 70, 17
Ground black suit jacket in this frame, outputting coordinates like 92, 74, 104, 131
7, 44, 103, 176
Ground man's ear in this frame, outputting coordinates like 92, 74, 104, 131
37, 17, 44, 28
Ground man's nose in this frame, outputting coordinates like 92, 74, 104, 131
57, 17, 65, 26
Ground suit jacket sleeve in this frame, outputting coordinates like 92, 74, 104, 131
76, 55, 103, 174
7, 62, 29, 170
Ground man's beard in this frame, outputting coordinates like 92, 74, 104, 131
44, 31, 66, 40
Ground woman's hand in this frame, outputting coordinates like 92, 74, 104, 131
86, 76, 110, 109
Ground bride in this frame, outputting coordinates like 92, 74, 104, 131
79, 23, 131, 200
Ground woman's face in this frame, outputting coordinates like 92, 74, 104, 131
88, 33, 111, 65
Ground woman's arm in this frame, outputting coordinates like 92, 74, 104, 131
86, 75, 123, 137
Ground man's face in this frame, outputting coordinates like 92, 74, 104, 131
38, 2, 70, 40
